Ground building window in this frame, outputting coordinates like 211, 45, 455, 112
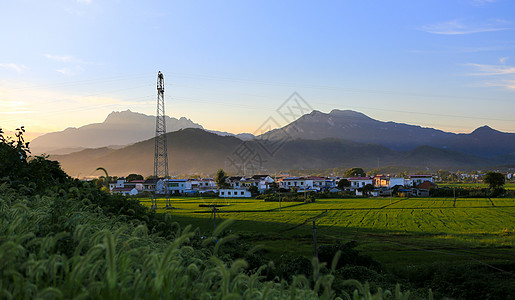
221, 192, 224, 195
228, 191, 231, 195
241, 191, 244, 195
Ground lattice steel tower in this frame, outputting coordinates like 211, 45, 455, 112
151, 71, 170, 209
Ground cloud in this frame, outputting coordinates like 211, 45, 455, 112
499, 57, 509, 64
422, 19, 511, 35
76, 0, 92, 4
43, 54, 75, 63
409, 46, 506, 54
466, 62, 515, 90
56, 66, 84, 76
471, 0, 497, 5
0, 63, 28, 73
466, 63, 515, 76
483, 80, 515, 90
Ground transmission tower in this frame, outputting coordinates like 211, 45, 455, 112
151, 71, 171, 209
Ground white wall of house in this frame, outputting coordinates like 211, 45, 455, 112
219, 189, 251, 198
349, 178, 373, 189
116, 178, 125, 188
167, 179, 190, 194
280, 178, 314, 189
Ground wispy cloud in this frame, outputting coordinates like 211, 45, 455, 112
43, 54, 97, 75
76, 0, 92, 4
483, 80, 515, 90
43, 54, 75, 63
466, 61, 515, 90
422, 19, 511, 35
471, 0, 498, 6
56, 66, 84, 76
409, 46, 507, 54
0, 63, 28, 73
466, 63, 515, 76
43, 54, 93, 65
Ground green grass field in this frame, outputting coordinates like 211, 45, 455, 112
140, 196, 515, 271
439, 182, 515, 190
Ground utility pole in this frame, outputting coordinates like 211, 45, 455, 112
213, 206, 217, 234
312, 220, 318, 258
152, 71, 170, 209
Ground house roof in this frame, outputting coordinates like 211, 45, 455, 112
306, 176, 327, 180
417, 181, 437, 189
129, 180, 145, 183
251, 175, 270, 179
111, 187, 135, 192
349, 177, 372, 180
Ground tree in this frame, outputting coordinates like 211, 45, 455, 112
215, 169, 229, 189
337, 179, 350, 189
126, 174, 144, 181
362, 183, 374, 196
483, 172, 505, 190
248, 185, 259, 197
345, 167, 365, 178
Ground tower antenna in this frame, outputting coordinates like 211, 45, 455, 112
151, 71, 170, 209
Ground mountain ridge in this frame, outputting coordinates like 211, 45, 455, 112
50, 128, 507, 177
260, 109, 515, 157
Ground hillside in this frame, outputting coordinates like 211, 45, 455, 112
260, 109, 515, 157
51, 128, 499, 177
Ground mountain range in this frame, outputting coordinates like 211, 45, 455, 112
50, 128, 509, 177
30, 110, 254, 155
263, 109, 515, 158
38, 109, 515, 176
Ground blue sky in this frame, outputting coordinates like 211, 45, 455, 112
1, 0, 515, 140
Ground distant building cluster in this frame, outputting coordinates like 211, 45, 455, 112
109, 173, 437, 198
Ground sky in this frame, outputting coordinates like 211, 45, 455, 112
1, 0, 515, 141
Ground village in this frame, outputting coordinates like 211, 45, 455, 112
108, 173, 440, 198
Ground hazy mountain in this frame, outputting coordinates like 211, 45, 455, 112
51, 128, 242, 177
30, 110, 204, 154
50, 128, 501, 177
260, 109, 515, 157
207, 130, 255, 141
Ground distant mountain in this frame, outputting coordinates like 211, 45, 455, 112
51, 128, 242, 177
51, 128, 502, 177
207, 130, 255, 141
30, 110, 204, 154
260, 109, 515, 158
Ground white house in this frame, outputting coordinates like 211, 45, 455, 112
279, 177, 314, 190
111, 187, 138, 196
373, 175, 405, 188
308, 176, 336, 191
348, 177, 373, 191
124, 180, 145, 191
227, 176, 245, 189
189, 178, 217, 193
219, 189, 251, 198
406, 175, 434, 187
240, 175, 275, 192
166, 179, 190, 194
